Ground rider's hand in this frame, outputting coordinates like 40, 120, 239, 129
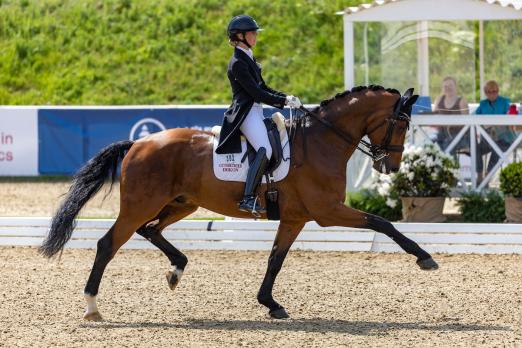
286, 95, 302, 108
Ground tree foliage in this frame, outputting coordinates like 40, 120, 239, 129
1, 0, 520, 105
0, 0, 365, 104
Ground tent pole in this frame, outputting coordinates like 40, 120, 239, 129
479, 20, 485, 100
417, 21, 430, 96
344, 15, 355, 90
363, 23, 369, 85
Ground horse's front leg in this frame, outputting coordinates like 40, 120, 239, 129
257, 220, 305, 319
314, 204, 438, 270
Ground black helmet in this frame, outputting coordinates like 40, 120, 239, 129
227, 15, 262, 39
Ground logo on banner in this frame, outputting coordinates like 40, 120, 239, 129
129, 118, 167, 140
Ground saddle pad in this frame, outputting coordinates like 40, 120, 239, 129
212, 119, 290, 183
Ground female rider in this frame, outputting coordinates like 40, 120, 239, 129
215, 15, 302, 215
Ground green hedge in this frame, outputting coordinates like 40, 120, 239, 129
2, 1, 520, 105
456, 190, 505, 223
0, 0, 365, 105
500, 162, 522, 197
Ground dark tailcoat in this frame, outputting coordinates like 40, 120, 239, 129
215, 48, 286, 154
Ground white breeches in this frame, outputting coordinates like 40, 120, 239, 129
239, 104, 272, 159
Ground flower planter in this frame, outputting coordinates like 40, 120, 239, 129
505, 196, 522, 223
400, 197, 446, 222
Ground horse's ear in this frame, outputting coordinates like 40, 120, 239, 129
405, 94, 419, 107
403, 88, 414, 98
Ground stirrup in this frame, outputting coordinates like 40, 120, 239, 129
239, 196, 265, 217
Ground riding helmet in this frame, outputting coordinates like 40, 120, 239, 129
227, 15, 262, 39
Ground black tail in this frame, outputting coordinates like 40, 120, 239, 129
40, 140, 134, 258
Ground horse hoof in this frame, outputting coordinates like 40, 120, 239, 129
269, 308, 289, 319
166, 270, 180, 291
417, 257, 439, 270
83, 311, 103, 321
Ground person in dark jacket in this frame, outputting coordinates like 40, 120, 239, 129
216, 14, 302, 216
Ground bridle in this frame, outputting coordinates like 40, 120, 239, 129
298, 96, 411, 162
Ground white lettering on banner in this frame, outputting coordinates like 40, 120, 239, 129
0, 108, 38, 175
190, 125, 213, 132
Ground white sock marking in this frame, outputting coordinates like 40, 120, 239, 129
84, 294, 99, 314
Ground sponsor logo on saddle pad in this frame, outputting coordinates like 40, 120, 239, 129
129, 118, 166, 140
212, 117, 290, 183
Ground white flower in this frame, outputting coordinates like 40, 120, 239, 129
407, 172, 415, 181
386, 197, 398, 208
377, 182, 391, 196
399, 163, 411, 174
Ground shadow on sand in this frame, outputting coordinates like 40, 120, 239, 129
81, 318, 510, 336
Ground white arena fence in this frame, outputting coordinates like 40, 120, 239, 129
2, 217, 522, 254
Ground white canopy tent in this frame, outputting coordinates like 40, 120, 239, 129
339, 0, 522, 98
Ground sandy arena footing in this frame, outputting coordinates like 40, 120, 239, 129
1, 247, 521, 347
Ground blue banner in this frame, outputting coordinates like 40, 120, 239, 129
38, 107, 291, 175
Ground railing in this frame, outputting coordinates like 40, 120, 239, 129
3, 217, 522, 254
347, 115, 522, 192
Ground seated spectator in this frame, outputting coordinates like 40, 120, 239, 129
434, 76, 469, 115
475, 80, 515, 173
433, 76, 469, 152
476, 80, 510, 114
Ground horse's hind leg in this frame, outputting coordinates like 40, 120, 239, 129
83, 208, 165, 321
136, 203, 198, 291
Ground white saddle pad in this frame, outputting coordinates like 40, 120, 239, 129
212, 113, 290, 183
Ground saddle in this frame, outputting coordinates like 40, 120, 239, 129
212, 112, 290, 220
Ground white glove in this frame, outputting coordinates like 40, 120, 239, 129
286, 95, 302, 108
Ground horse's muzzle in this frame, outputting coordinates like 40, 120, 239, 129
372, 159, 399, 174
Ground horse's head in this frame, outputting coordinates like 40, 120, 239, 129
365, 88, 418, 174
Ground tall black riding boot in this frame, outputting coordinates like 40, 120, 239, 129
239, 147, 269, 216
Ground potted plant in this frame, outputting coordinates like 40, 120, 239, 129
499, 162, 522, 222
390, 144, 459, 222
456, 190, 505, 223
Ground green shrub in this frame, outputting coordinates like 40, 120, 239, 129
347, 189, 402, 221
456, 190, 505, 222
0, 0, 368, 105
500, 162, 522, 197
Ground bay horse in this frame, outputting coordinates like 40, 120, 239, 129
40, 85, 438, 321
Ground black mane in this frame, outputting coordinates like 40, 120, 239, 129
315, 85, 400, 111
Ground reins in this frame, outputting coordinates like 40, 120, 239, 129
295, 98, 410, 162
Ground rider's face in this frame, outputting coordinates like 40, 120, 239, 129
243, 31, 257, 48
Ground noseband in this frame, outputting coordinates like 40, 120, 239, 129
299, 97, 410, 162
